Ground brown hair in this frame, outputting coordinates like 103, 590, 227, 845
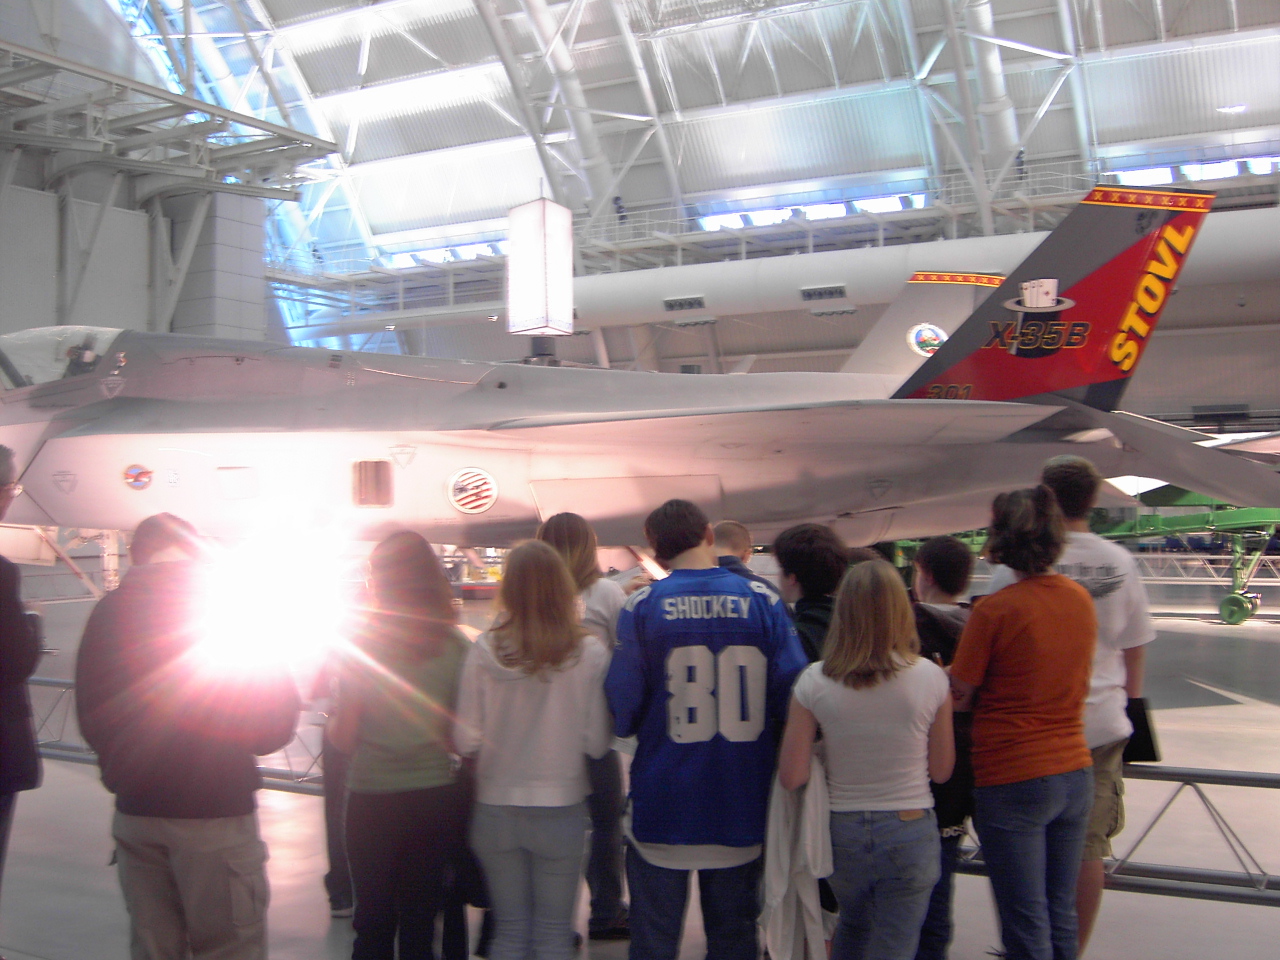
537, 512, 601, 592
822, 560, 919, 688
1041, 455, 1103, 521
773, 523, 849, 598
644, 499, 710, 563
367, 531, 459, 658
984, 485, 1066, 574
490, 540, 588, 674
713, 520, 752, 555
130, 513, 202, 565
914, 536, 975, 597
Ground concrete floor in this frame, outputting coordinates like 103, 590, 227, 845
6, 603, 1280, 958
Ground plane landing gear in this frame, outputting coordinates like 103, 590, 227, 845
1219, 591, 1261, 626
1218, 530, 1275, 624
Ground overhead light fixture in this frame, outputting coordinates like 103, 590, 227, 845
810, 306, 857, 317
671, 316, 717, 328
385, 324, 396, 331
507, 198, 574, 336
1216, 104, 1247, 114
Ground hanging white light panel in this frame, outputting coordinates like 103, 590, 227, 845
507, 198, 574, 336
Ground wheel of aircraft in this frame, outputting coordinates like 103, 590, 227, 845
1218, 592, 1261, 625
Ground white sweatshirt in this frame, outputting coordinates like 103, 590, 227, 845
453, 631, 612, 807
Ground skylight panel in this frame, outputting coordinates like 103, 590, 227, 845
1181, 160, 1239, 181
853, 196, 903, 214
799, 203, 847, 220
745, 209, 790, 226
1115, 167, 1174, 186
699, 214, 746, 231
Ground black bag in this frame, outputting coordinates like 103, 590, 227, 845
1122, 697, 1160, 763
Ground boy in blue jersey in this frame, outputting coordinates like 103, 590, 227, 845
606, 499, 807, 960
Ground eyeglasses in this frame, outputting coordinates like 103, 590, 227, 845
1, 484, 22, 497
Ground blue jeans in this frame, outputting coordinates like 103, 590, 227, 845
973, 767, 1093, 960
827, 809, 941, 960
914, 832, 962, 960
470, 803, 588, 960
586, 750, 626, 929
626, 844, 762, 960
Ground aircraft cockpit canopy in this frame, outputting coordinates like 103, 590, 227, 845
0, 326, 124, 389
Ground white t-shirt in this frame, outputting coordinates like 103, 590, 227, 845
988, 531, 1156, 748
580, 577, 626, 649
792, 658, 949, 812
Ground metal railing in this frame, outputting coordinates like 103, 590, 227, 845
29, 676, 324, 797
954, 763, 1280, 906
1132, 555, 1280, 586
31, 675, 1280, 903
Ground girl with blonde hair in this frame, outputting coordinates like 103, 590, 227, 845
535, 513, 630, 940
779, 560, 954, 960
454, 539, 612, 960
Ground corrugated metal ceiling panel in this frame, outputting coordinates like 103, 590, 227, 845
1087, 35, 1280, 144
348, 139, 545, 233
333, 98, 528, 164
671, 86, 928, 192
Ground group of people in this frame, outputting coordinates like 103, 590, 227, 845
0, 441, 1156, 960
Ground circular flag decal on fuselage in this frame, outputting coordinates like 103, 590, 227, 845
907, 323, 947, 357
124, 465, 153, 490
448, 469, 498, 514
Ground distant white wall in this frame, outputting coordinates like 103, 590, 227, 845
1126, 327, 1280, 418
0, 186, 56, 334
64, 198, 150, 330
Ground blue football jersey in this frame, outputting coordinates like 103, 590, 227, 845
606, 566, 807, 847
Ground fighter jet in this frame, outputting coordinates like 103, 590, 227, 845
2, 184, 1276, 549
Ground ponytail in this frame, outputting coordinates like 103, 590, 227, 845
984, 484, 1066, 574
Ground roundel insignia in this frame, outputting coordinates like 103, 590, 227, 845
448, 469, 497, 514
907, 323, 947, 358
123, 465, 153, 490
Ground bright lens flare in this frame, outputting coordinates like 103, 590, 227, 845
192, 533, 362, 676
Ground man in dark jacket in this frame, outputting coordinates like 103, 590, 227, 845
713, 520, 779, 597
76, 513, 300, 960
910, 535, 975, 960
0, 444, 39, 912
772, 524, 877, 662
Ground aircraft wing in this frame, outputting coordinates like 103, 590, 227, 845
1210, 431, 1280, 465
483, 398, 1062, 447
1079, 408, 1280, 506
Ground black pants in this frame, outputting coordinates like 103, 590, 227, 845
347, 782, 468, 960
322, 734, 353, 907
0, 791, 15, 907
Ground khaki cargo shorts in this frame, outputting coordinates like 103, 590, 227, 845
1083, 737, 1128, 860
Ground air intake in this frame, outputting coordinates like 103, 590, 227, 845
801, 285, 847, 302
663, 296, 707, 312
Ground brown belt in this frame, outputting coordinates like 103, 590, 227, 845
897, 809, 926, 821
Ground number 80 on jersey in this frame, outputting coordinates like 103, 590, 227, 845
666, 645, 768, 743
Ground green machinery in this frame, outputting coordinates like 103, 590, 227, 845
1094, 487, 1280, 625
888, 487, 1280, 624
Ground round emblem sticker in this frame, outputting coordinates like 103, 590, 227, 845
907, 323, 947, 358
124, 465, 153, 490
448, 469, 497, 514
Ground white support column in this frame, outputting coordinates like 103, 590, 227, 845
152, 191, 212, 332
940, 0, 994, 234
520, 0, 615, 206
607, 0, 686, 217
591, 327, 610, 368
473, 0, 569, 207
61, 172, 124, 325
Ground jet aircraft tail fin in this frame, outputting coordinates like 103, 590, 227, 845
893, 186, 1214, 411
